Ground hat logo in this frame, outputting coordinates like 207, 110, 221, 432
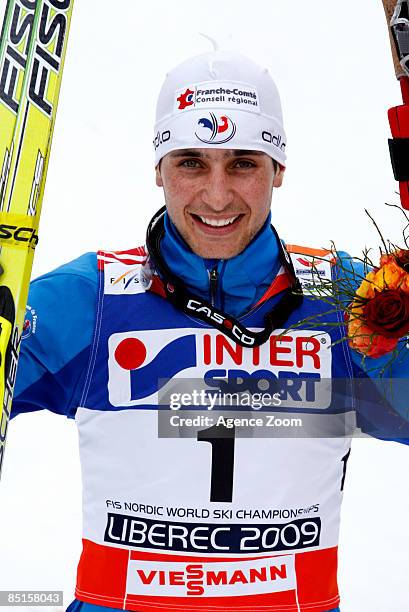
195, 112, 237, 144
177, 88, 195, 110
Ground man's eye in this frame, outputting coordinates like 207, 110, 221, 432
234, 160, 255, 169
180, 159, 201, 168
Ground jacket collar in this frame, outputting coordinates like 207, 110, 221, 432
160, 211, 282, 317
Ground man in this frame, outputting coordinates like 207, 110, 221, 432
11, 50, 409, 612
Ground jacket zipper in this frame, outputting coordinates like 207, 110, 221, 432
209, 267, 218, 307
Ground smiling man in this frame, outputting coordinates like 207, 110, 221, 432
10, 50, 409, 612
157, 148, 284, 259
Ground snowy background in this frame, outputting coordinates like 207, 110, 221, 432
1, 0, 409, 610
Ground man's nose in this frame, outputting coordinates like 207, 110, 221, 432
201, 168, 234, 211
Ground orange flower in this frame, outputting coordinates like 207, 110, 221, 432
356, 261, 406, 301
373, 261, 406, 290
356, 271, 377, 300
380, 249, 409, 271
348, 327, 398, 358
379, 253, 395, 267
347, 309, 399, 358
400, 273, 409, 294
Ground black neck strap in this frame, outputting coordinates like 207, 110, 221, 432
142, 207, 303, 348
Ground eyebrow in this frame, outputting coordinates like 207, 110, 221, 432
168, 149, 265, 158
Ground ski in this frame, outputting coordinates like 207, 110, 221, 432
0, 1, 38, 211
0, 0, 74, 477
382, 0, 409, 209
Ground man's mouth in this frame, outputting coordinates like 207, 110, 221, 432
190, 213, 244, 232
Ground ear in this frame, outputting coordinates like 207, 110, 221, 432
273, 164, 285, 188
155, 164, 163, 187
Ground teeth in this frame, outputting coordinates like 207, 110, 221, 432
199, 215, 239, 227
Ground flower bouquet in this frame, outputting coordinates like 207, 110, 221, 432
292, 207, 409, 365
347, 248, 409, 358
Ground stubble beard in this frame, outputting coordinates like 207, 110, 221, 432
174, 218, 265, 260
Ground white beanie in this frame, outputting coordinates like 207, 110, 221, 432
153, 51, 287, 167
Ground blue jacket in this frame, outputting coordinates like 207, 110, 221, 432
13, 213, 409, 435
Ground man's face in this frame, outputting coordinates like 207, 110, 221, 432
156, 148, 285, 259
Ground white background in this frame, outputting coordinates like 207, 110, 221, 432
1, 0, 409, 610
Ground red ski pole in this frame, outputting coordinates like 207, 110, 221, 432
383, 0, 409, 209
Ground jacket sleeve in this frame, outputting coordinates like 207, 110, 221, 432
11, 252, 98, 420
337, 251, 409, 445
